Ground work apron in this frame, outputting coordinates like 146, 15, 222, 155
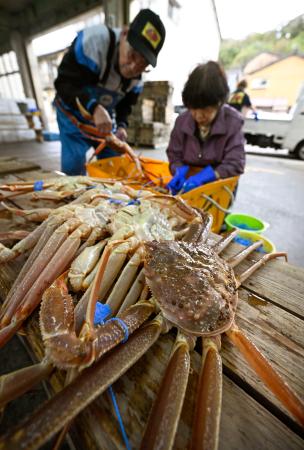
55, 87, 124, 176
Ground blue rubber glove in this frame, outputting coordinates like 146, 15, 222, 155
253, 111, 259, 121
166, 165, 189, 194
183, 165, 216, 193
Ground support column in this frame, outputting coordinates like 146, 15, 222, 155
10, 31, 48, 129
104, 0, 131, 27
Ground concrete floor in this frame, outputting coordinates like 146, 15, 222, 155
1, 140, 304, 267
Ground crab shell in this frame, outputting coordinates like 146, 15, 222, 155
143, 240, 238, 336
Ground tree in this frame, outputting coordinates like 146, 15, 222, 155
219, 14, 304, 69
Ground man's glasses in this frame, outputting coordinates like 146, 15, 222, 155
127, 45, 151, 72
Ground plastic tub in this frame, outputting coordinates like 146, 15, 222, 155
233, 230, 276, 254
87, 156, 239, 234
225, 213, 269, 233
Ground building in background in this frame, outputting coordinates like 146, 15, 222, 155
245, 54, 304, 112
129, 0, 221, 106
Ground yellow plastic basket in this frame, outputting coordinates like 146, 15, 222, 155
87, 156, 239, 233
87, 155, 172, 187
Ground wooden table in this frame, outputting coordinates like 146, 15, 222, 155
0, 166, 303, 450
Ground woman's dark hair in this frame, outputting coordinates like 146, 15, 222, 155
237, 79, 248, 90
182, 61, 229, 109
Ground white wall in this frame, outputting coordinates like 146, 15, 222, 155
130, 0, 221, 104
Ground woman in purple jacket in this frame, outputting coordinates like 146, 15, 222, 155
166, 61, 245, 194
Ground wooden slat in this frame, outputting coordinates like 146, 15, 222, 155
72, 335, 304, 450
219, 377, 304, 450
0, 257, 303, 449
0, 157, 40, 175
222, 288, 304, 422
0, 141, 61, 173
218, 241, 304, 318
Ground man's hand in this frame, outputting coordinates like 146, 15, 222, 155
115, 127, 128, 142
93, 105, 112, 133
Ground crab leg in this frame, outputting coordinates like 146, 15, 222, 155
74, 245, 142, 331
0, 217, 49, 264
236, 252, 287, 287
75, 226, 106, 255
140, 332, 194, 450
0, 223, 90, 347
184, 210, 213, 244
213, 229, 239, 254
84, 240, 128, 332
40, 269, 155, 369
118, 268, 145, 314
149, 194, 202, 224
106, 249, 143, 315
0, 181, 54, 192
226, 324, 304, 426
0, 231, 30, 241
105, 133, 144, 177
1, 203, 52, 222
0, 188, 49, 202
31, 190, 76, 201
0, 359, 53, 409
0, 213, 70, 318
0, 217, 82, 328
190, 336, 222, 450
81, 240, 129, 291
74, 285, 93, 333
0, 317, 165, 450
69, 239, 107, 292
226, 240, 263, 268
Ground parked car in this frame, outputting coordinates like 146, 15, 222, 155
243, 85, 304, 160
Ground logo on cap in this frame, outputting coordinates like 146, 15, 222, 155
141, 22, 161, 49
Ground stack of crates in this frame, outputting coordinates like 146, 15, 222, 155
127, 81, 174, 147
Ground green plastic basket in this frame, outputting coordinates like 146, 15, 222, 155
233, 230, 276, 253
225, 213, 269, 234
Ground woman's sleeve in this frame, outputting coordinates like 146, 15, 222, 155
166, 117, 185, 174
216, 123, 246, 178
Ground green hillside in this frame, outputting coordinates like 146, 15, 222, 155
219, 14, 304, 69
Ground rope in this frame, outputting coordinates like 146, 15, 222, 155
93, 302, 131, 449
33, 180, 44, 191
108, 386, 132, 450
107, 318, 129, 343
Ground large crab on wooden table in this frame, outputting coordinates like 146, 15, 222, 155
0, 183, 189, 347
0, 205, 303, 450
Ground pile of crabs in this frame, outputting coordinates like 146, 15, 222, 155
0, 176, 303, 450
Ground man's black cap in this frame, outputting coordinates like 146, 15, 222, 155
127, 9, 166, 67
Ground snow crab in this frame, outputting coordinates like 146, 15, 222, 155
0, 206, 303, 450
0, 186, 191, 349
0, 174, 140, 202
0, 129, 145, 204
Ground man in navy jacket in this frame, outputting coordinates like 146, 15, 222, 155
54, 9, 165, 175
